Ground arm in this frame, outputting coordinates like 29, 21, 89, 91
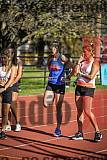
79, 61, 100, 80
61, 54, 69, 63
73, 64, 80, 76
61, 54, 74, 79
11, 61, 23, 85
61, 54, 74, 67
74, 55, 84, 76
4, 65, 16, 90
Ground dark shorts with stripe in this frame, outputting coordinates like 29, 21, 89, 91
11, 82, 19, 93
75, 85, 95, 97
46, 82, 65, 95
2, 87, 13, 104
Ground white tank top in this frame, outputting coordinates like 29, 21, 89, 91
77, 60, 96, 88
0, 67, 11, 80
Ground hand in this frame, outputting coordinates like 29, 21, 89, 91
78, 71, 83, 76
78, 72, 88, 78
0, 84, 4, 87
0, 79, 7, 86
66, 75, 71, 81
0, 87, 5, 93
78, 55, 84, 64
74, 65, 80, 75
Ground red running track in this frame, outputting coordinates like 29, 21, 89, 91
0, 89, 107, 160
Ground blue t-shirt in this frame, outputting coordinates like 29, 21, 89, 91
48, 54, 66, 85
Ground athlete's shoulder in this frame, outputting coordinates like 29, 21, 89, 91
60, 54, 68, 63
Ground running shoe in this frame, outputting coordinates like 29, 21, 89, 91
15, 123, 21, 132
71, 132, 84, 140
5, 125, 11, 131
0, 131, 7, 139
54, 128, 61, 137
94, 131, 102, 142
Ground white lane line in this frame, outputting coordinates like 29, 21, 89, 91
0, 154, 22, 160
0, 129, 107, 159
96, 149, 107, 153
0, 128, 107, 151
0, 137, 63, 151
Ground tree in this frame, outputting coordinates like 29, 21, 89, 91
0, 0, 105, 57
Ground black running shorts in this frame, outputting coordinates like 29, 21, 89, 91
2, 87, 12, 104
75, 85, 95, 97
11, 82, 19, 93
46, 82, 65, 95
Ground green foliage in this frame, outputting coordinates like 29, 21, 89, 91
0, 0, 104, 51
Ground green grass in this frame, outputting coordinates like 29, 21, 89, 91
19, 67, 107, 96
19, 66, 48, 95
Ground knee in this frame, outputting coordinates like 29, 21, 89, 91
43, 103, 48, 108
77, 108, 83, 115
12, 100, 17, 103
84, 110, 92, 117
43, 101, 52, 107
